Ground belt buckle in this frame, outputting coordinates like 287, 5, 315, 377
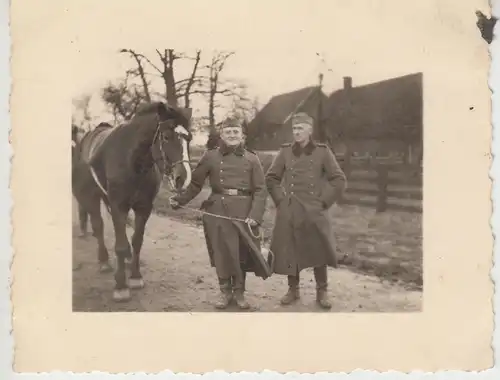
227, 189, 238, 196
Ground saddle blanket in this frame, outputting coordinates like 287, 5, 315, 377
80, 124, 115, 165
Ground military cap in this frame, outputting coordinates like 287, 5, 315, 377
219, 116, 243, 130
291, 112, 313, 127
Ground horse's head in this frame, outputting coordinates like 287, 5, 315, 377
151, 102, 193, 192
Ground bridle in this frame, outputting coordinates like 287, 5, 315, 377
151, 118, 191, 190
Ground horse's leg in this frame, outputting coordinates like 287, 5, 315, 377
87, 196, 112, 273
128, 205, 152, 289
78, 202, 89, 238
109, 201, 132, 302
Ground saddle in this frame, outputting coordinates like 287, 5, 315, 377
80, 123, 115, 166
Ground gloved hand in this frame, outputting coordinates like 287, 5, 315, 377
245, 218, 258, 227
169, 196, 181, 210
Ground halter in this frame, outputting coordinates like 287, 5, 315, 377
152, 119, 191, 189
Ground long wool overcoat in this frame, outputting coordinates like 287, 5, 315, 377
173, 143, 268, 279
265, 141, 347, 276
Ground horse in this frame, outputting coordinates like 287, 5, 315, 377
72, 102, 193, 302
72, 125, 91, 238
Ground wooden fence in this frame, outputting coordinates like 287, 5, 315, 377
187, 150, 422, 213
339, 161, 422, 213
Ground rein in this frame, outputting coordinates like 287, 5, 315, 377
165, 196, 275, 269
166, 193, 262, 240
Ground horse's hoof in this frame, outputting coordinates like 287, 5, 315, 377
113, 288, 131, 302
129, 278, 145, 289
99, 262, 113, 273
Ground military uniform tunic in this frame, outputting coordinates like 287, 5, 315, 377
265, 141, 347, 275
173, 143, 268, 279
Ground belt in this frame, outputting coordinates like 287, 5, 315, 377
213, 188, 253, 196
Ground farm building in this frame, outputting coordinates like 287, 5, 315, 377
246, 86, 329, 151
247, 73, 423, 166
323, 73, 423, 164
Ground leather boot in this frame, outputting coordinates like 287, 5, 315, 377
232, 273, 250, 310
280, 274, 300, 305
215, 278, 232, 309
314, 266, 332, 309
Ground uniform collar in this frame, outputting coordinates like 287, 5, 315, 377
219, 142, 245, 156
292, 140, 316, 156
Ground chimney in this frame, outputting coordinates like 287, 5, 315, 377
343, 76, 352, 89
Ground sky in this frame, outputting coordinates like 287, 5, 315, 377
50, 0, 490, 145
72, 48, 341, 126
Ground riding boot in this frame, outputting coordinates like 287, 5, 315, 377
314, 265, 332, 309
232, 272, 250, 310
280, 274, 300, 305
215, 278, 232, 309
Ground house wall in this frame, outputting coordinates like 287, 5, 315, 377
323, 73, 423, 163
251, 123, 293, 150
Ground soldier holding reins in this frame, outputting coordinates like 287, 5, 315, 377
169, 118, 268, 310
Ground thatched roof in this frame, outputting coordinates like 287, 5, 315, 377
248, 86, 329, 130
324, 73, 423, 141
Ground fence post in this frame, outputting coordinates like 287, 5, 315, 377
376, 165, 389, 213
337, 156, 346, 205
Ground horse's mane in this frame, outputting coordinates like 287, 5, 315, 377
135, 102, 167, 116
135, 102, 191, 129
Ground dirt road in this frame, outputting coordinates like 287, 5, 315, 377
72, 201, 422, 312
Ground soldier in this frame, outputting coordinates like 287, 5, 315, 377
265, 112, 347, 309
169, 118, 268, 310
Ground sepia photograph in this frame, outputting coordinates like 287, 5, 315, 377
71, 48, 423, 313
11, 0, 493, 373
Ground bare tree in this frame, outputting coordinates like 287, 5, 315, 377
120, 48, 203, 108
101, 73, 146, 123
100, 49, 251, 150
119, 49, 152, 102
188, 51, 250, 147
119, 49, 246, 148
99, 49, 204, 127
178, 50, 202, 108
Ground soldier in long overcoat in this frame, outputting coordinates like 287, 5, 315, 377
265, 112, 347, 309
170, 118, 268, 309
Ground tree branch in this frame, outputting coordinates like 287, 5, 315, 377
135, 53, 163, 74
183, 50, 202, 108
119, 49, 152, 101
